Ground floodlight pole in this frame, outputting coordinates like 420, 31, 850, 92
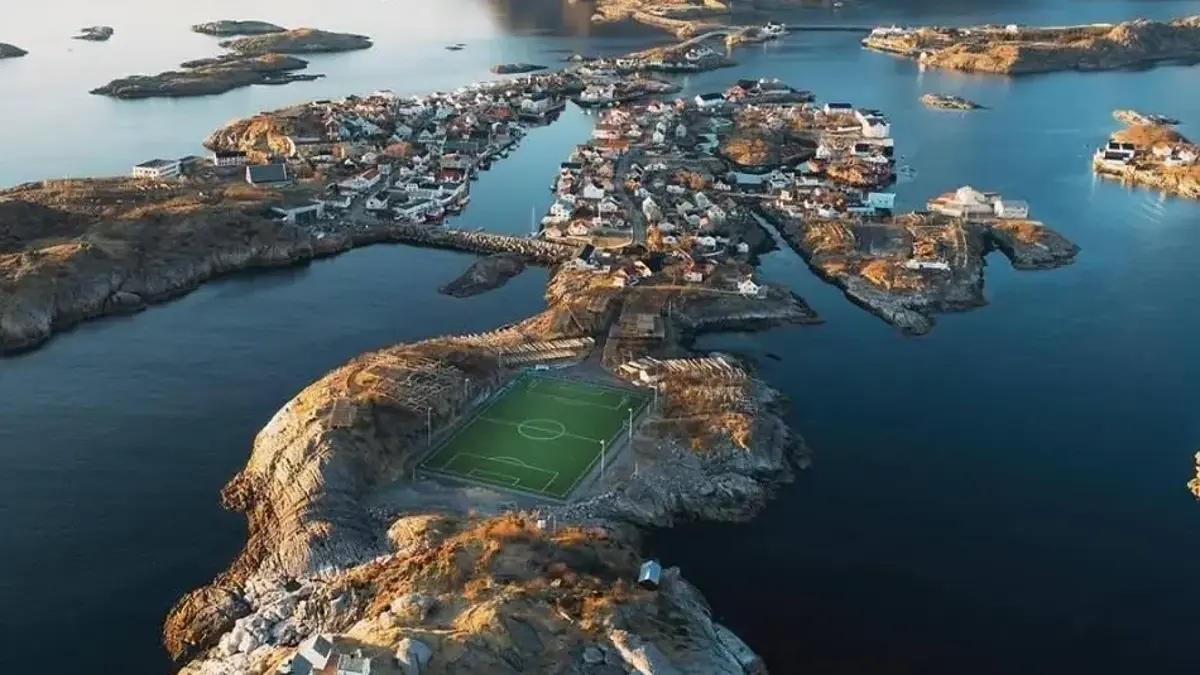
600, 439, 606, 478
427, 407, 432, 446
628, 407, 633, 437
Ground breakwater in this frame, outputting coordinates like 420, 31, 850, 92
340, 223, 582, 265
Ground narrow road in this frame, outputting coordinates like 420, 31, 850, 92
615, 149, 646, 244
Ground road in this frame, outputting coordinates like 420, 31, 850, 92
615, 148, 647, 244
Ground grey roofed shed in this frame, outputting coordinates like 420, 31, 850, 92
246, 162, 290, 185
638, 560, 662, 590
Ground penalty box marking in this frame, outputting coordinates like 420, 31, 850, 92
455, 453, 561, 491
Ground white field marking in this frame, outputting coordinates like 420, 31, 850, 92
478, 416, 604, 444
468, 469, 520, 486
456, 451, 559, 485
528, 390, 625, 411
515, 418, 567, 441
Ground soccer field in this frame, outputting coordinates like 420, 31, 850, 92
419, 374, 650, 499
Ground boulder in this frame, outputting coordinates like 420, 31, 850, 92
396, 637, 433, 675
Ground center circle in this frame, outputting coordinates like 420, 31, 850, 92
517, 418, 566, 441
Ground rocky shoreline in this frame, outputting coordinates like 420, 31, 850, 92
220, 28, 373, 55
863, 15, 1200, 75
491, 63, 548, 75
1092, 118, 1200, 200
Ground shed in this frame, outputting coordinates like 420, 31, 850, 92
247, 162, 290, 186
638, 560, 663, 590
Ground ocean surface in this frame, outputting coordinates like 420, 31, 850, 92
2, 0, 1200, 672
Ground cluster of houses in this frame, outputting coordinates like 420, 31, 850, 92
1094, 137, 1199, 172
927, 185, 1030, 220
131, 74, 583, 228
741, 101, 898, 221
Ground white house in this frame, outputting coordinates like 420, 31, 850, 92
904, 259, 951, 271
737, 277, 763, 296
394, 198, 434, 220
592, 126, 622, 141
289, 634, 336, 674
993, 197, 1029, 219
824, 102, 855, 115
522, 92, 556, 114
132, 158, 181, 179
694, 192, 713, 209
866, 192, 896, 210
684, 270, 704, 283
815, 144, 834, 160
392, 123, 414, 140
766, 170, 791, 191
549, 200, 574, 219
581, 183, 607, 201
598, 197, 621, 215
651, 130, 666, 145
856, 111, 891, 138
213, 150, 246, 167
339, 168, 382, 193
707, 205, 727, 223
694, 93, 725, 109
642, 197, 662, 222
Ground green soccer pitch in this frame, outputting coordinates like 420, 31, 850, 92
419, 374, 651, 500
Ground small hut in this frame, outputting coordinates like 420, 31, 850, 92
638, 560, 663, 590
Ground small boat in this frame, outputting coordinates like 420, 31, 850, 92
445, 44, 465, 51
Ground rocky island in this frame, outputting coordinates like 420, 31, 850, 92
920, 93, 983, 110
491, 62, 548, 75
1092, 116, 1200, 199
192, 20, 287, 37
91, 27, 370, 99
74, 25, 114, 41
90, 53, 316, 99
220, 28, 373, 55
0, 42, 27, 58
439, 253, 526, 298
863, 15, 1200, 74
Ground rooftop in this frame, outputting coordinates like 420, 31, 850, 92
135, 158, 177, 168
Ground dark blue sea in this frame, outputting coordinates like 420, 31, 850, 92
1, 0, 1199, 672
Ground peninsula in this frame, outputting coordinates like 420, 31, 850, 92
863, 15, 1200, 74
73, 25, 114, 41
1092, 115, 1200, 199
192, 20, 287, 37
91, 27, 371, 99
0, 42, 27, 58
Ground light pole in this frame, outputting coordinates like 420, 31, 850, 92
628, 407, 633, 437
427, 407, 433, 447
600, 439, 606, 478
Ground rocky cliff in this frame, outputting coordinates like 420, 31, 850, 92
865, 15, 1200, 74
164, 270, 813, 673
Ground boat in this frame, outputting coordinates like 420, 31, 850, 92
425, 205, 446, 222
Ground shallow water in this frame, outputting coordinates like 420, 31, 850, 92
2, 0, 1200, 672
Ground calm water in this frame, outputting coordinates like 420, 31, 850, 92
2, 0, 1200, 673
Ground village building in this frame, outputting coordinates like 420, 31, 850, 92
246, 163, 291, 187
131, 158, 181, 179
270, 198, 325, 226
213, 150, 247, 167
993, 197, 1029, 219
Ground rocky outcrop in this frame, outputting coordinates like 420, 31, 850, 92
220, 28, 373, 55
0, 42, 27, 58
90, 53, 315, 99
865, 16, 1200, 74
0, 179, 333, 353
439, 252, 526, 298
74, 25, 114, 41
491, 62, 548, 74
920, 93, 982, 110
986, 221, 1080, 270
192, 20, 287, 37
